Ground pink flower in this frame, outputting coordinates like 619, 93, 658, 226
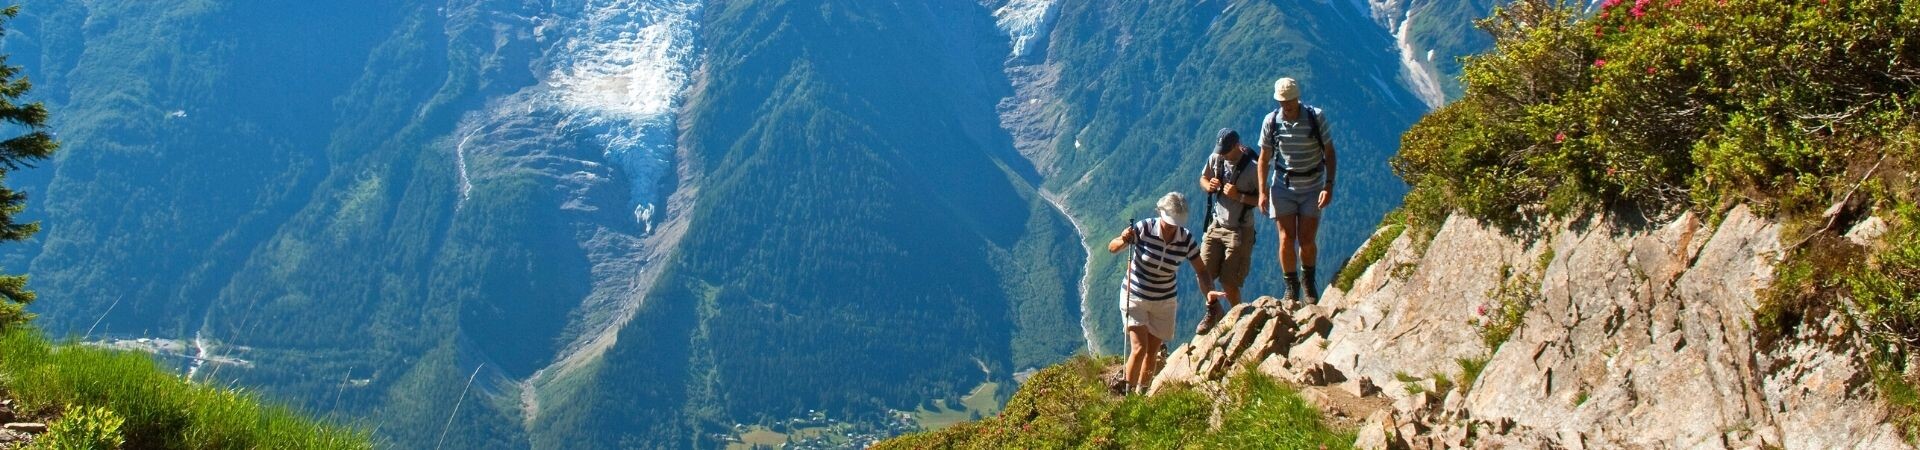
1647, 66, 1657, 75
1631, 0, 1650, 18
1555, 132, 1568, 143
1595, 59, 1608, 68
1602, 0, 1626, 9
1476, 304, 1489, 316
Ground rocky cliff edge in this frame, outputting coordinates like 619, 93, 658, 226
1153, 205, 1908, 449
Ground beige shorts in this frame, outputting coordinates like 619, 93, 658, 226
1120, 290, 1178, 342
1201, 225, 1256, 288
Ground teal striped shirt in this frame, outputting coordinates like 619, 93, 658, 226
1260, 106, 1331, 192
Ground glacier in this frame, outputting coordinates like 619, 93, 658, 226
993, 0, 1059, 61
544, 0, 703, 229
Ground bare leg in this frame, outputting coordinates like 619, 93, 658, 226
1142, 333, 1164, 393
1224, 284, 1242, 307
1299, 215, 1321, 267
1275, 215, 1300, 273
1125, 326, 1152, 392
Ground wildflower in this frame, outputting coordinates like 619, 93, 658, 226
1647, 66, 1657, 75
1555, 132, 1568, 143
1595, 59, 1608, 68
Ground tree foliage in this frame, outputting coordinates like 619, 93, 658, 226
0, 4, 58, 329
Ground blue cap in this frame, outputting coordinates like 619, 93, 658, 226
1216, 128, 1240, 153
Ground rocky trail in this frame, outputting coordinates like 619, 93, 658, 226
1141, 205, 1910, 449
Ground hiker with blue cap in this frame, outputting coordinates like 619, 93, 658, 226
1195, 128, 1260, 334
1257, 77, 1338, 305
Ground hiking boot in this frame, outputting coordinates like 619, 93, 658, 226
1281, 271, 1302, 302
1302, 266, 1320, 304
1196, 301, 1225, 335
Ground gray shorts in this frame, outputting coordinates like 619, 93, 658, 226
1268, 187, 1322, 219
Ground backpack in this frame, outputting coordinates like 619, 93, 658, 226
1207, 149, 1258, 228
1267, 105, 1328, 147
1267, 105, 1328, 181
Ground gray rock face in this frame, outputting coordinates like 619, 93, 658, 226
1324, 205, 1910, 448
1152, 297, 1301, 394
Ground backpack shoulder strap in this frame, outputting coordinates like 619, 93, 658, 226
1304, 106, 1328, 145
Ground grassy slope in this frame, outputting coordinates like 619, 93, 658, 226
0, 327, 369, 450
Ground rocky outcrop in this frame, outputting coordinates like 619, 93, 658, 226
1151, 205, 1911, 449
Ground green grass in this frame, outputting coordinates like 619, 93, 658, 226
911, 382, 1003, 431
1457, 357, 1489, 393
1478, 265, 1539, 351
1334, 209, 1408, 292
875, 356, 1354, 449
0, 327, 370, 450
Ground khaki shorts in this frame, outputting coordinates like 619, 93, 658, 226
1119, 290, 1178, 342
1201, 225, 1256, 288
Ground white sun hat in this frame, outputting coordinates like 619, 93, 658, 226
1273, 77, 1300, 102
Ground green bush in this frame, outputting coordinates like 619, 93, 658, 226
1394, 0, 1920, 224
28, 405, 124, 450
875, 356, 1353, 449
1479, 265, 1540, 351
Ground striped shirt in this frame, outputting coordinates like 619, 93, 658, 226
1261, 106, 1332, 192
1125, 218, 1200, 301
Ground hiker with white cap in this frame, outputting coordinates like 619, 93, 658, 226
1196, 128, 1260, 334
1107, 192, 1222, 394
1257, 77, 1338, 305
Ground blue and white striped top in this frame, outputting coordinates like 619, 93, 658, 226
1126, 218, 1200, 301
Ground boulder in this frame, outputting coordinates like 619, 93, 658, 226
1394, 390, 1433, 417
1288, 334, 1329, 367
1257, 355, 1294, 381
1355, 410, 1404, 450
1342, 376, 1381, 397
1354, 420, 1393, 450
1441, 388, 1466, 417
1846, 216, 1888, 246
1294, 305, 1336, 339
